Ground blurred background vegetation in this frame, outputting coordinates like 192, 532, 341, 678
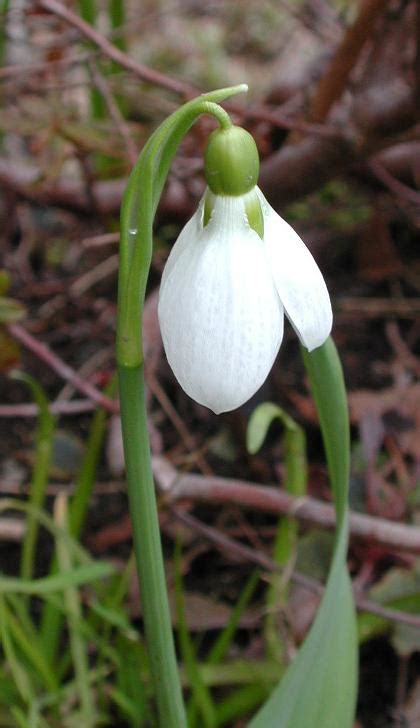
0, 1, 419, 726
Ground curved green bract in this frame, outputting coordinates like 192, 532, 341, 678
250, 338, 358, 728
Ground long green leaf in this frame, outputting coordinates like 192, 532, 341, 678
10, 371, 55, 581
0, 563, 114, 595
250, 337, 358, 728
174, 540, 216, 728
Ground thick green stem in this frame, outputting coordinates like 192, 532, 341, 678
118, 364, 186, 727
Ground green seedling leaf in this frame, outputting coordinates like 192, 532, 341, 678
358, 565, 420, 648
0, 270, 11, 295
0, 562, 114, 595
0, 327, 20, 371
247, 402, 296, 454
113, 635, 153, 725
215, 684, 269, 727
0, 296, 26, 322
246, 401, 307, 497
89, 599, 138, 638
247, 403, 307, 661
10, 371, 55, 582
296, 530, 334, 582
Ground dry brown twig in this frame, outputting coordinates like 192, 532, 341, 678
38, 0, 195, 97
0, 0, 415, 218
152, 456, 420, 556
309, 0, 388, 123
0, 400, 98, 417
171, 507, 420, 630
260, 0, 419, 206
7, 323, 118, 414
89, 62, 138, 165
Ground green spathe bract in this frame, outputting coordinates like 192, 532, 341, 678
117, 86, 358, 728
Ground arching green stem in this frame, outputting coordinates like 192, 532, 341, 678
117, 84, 247, 728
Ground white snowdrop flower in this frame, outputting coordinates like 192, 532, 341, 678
158, 125, 332, 414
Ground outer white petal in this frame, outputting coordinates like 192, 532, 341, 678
158, 194, 284, 414
160, 194, 206, 289
258, 188, 332, 351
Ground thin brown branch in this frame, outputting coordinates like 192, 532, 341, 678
0, 518, 26, 542
337, 297, 420, 320
81, 232, 119, 248
309, 0, 388, 122
369, 159, 420, 205
148, 374, 212, 476
171, 506, 322, 593
416, 0, 420, 107
38, 0, 195, 97
0, 52, 93, 80
69, 253, 119, 297
0, 158, 191, 218
245, 106, 341, 139
171, 507, 420, 629
0, 400, 98, 417
153, 458, 420, 555
260, 83, 419, 208
90, 62, 138, 165
260, 132, 354, 206
8, 323, 118, 413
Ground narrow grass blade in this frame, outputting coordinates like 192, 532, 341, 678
40, 378, 115, 662
247, 403, 308, 661
2, 596, 57, 692
10, 371, 55, 581
55, 493, 97, 726
0, 596, 34, 705
174, 540, 217, 728
188, 571, 260, 726
0, 562, 114, 595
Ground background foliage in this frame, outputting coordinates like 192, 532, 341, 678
0, 1, 419, 726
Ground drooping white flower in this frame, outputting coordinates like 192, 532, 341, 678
158, 124, 332, 414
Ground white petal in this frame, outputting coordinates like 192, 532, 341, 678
160, 195, 205, 288
258, 189, 332, 351
158, 194, 284, 414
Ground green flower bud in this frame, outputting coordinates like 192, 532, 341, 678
204, 125, 260, 196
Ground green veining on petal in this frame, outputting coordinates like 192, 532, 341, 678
245, 189, 264, 239
203, 189, 218, 228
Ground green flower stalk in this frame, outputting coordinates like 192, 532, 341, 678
117, 85, 357, 728
117, 85, 250, 728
